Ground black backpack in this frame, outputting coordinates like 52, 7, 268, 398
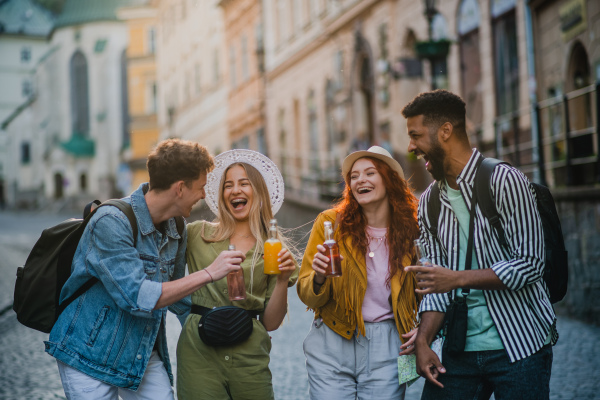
13, 200, 138, 333
425, 157, 568, 304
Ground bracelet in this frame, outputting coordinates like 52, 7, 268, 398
204, 269, 214, 283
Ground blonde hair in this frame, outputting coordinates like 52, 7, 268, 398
203, 162, 295, 291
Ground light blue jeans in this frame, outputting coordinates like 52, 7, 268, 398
303, 318, 406, 400
57, 351, 174, 400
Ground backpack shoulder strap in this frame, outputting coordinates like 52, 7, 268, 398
475, 158, 508, 248
59, 200, 139, 315
174, 216, 185, 243
99, 199, 138, 247
426, 182, 441, 240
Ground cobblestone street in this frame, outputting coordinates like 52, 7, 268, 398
0, 210, 599, 399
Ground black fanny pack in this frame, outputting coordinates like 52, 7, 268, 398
443, 295, 468, 355
192, 305, 257, 347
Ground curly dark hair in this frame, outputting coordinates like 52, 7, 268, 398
147, 138, 214, 191
401, 89, 466, 134
333, 157, 420, 287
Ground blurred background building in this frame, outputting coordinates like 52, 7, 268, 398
0, 0, 598, 322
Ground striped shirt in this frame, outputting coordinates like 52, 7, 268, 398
418, 149, 557, 363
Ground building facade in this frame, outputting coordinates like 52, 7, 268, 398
220, 0, 267, 153
118, 2, 159, 192
0, 0, 55, 208
154, 0, 229, 155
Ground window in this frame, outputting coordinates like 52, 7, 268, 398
334, 50, 344, 90
22, 80, 32, 97
147, 81, 157, 114
148, 27, 156, 54
492, 9, 519, 117
229, 45, 237, 88
80, 173, 87, 191
457, 0, 483, 142
308, 90, 319, 171
241, 35, 249, 81
20, 47, 31, 63
195, 63, 201, 94
21, 142, 31, 164
213, 49, 220, 83
70, 50, 90, 136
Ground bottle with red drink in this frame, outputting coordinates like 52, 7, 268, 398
323, 221, 342, 277
226, 244, 246, 300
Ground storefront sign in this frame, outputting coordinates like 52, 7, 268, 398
560, 0, 586, 42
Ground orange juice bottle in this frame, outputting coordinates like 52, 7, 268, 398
264, 219, 282, 275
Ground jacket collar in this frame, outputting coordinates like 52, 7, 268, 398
130, 183, 181, 240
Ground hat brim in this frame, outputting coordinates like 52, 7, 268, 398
342, 151, 405, 180
205, 149, 285, 216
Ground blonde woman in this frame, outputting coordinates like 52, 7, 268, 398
176, 149, 298, 400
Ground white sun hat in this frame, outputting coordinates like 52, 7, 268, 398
342, 145, 405, 179
205, 149, 285, 216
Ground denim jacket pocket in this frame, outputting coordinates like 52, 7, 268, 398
166, 261, 175, 278
140, 254, 158, 278
87, 306, 110, 347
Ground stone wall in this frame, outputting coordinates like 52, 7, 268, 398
553, 187, 600, 325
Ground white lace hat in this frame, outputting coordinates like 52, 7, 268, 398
205, 149, 285, 216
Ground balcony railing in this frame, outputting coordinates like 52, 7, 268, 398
494, 83, 599, 188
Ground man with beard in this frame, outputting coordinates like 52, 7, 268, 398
401, 90, 556, 400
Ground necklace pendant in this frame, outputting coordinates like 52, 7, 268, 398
368, 251, 375, 258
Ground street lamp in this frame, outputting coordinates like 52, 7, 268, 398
415, 0, 450, 89
424, 0, 437, 41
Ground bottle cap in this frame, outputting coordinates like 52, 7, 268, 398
324, 221, 332, 227
228, 244, 236, 250
270, 219, 277, 225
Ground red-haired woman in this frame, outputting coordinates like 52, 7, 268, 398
298, 146, 422, 399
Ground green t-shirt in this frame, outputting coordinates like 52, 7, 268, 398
446, 184, 504, 351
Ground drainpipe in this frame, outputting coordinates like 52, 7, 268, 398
524, 1, 545, 185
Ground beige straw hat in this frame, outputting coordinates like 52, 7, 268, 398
341, 146, 405, 179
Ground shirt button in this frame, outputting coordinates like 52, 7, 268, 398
160, 267, 166, 273
146, 326, 151, 332
223, 289, 228, 294
225, 356, 230, 360
137, 354, 142, 360
332, 321, 336, 326
347, 331, 351, 335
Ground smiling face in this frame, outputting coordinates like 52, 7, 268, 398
222, 164, 254, 222
179, 173, 207, 218
406, 115, 447, 181
349, 158, 388, 208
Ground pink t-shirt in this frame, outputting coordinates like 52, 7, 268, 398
362, 226, 394, 322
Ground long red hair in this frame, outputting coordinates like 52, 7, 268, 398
334, 156, 419, 286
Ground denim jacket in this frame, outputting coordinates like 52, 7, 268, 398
45, 183, 189, 390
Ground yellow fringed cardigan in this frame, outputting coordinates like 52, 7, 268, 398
297, 209, 421, 342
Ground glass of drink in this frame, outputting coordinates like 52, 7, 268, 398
323, 221, 342, 277
414, 239, 432, 266
226, 244, 246, 300
264, 219, 282, 275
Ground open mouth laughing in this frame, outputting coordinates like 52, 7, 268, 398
231, 198, 248, 210
357, 187, 374, 195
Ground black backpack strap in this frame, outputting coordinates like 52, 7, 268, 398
83, 200, 101, 219
174, 216, 185, 243
475, 158, 508, 248
59, 199, 139, 315
426, 182, 442, 240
